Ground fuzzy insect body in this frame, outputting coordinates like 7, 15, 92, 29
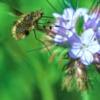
12, 10, 43, 40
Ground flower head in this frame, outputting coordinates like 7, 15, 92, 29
69, 29, 100, 65
84, 9, 100, 39
52, 8, 88, 44
46, 7, 100, 91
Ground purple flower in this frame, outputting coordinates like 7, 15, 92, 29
53, 34, 67, 44
51, 7, 100, 66
93, 53, 100, 64
69, 29, 100, 65
84, 10, 100, 39
52, 8, 88, 44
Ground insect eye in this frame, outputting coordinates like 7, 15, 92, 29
40, 12, 43, 16
25, 30, 29, 36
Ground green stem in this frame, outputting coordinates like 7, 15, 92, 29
40, 82, 54, 100
81, 92, 89, 100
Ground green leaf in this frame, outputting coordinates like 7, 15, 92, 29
75, 16, 84, 35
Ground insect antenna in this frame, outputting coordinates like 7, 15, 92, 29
8, 6, 23, 17
12, 8, 23, 16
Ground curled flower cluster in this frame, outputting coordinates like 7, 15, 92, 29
52, 8, 100, 65
47, 8, 100, 90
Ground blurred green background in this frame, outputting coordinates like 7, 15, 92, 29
0, 0, 100, 100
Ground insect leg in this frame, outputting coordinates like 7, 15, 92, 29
33, 29, 51, 55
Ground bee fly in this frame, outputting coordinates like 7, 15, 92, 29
11, 0, 66, 40
11, 9, 53, 54
12, 10, 44, 40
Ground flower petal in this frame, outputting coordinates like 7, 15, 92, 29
65, 30, 74, 38
70, 43, 83, 58
53, 13, 61, 18
68, 51, 78, 59
88, 41, 100, 54
80, 51, 93, 65
74, 8, 88, 19
63, 8, 74, 20
96, 27, 100, 39
67, 33, 81, 45
73, 8, 88, 25
81, 29, 95, 45
54, 35, 67, 44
